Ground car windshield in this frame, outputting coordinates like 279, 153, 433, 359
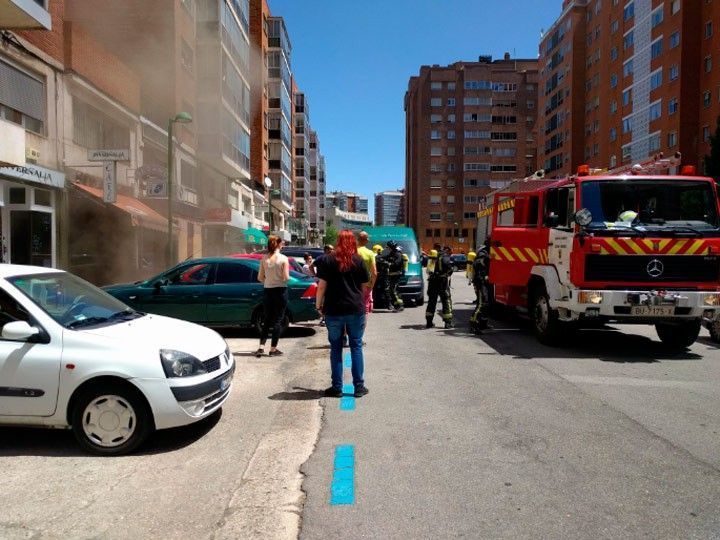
580, 179, 720, 233
8, 272, 141, 330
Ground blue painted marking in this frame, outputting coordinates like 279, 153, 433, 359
330, 445, 355, 505
342, 384, 354, 394
339, 396, 356, 410
343, 351, 351, 368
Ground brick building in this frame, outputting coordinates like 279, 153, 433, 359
539, 0, 720, 177
405, 55, 539, 252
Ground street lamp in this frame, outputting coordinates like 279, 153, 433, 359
167, 112, 193, 266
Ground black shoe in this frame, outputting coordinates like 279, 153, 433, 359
444, 321, 454, 329
426, 320, 435, 328
254, 348, 265, 358
323, 387, 342, 398
354, 385, 369, 397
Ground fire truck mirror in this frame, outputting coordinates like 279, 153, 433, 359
574, 208, 593, 227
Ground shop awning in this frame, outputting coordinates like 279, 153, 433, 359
73, 183, 170, 233
244, 227, 268, 246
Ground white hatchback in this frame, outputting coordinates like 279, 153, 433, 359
0, 265, 235, 455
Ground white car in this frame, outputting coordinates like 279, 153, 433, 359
0, 265, 234, 455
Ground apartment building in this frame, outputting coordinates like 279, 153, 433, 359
539, 0, 717, 176
405, 55, 539, 252
700, 0, 720, 162
375, 190, 405, 226
293, 90, 309, 222
317, 154, 326, 237
326, 191, 369, 216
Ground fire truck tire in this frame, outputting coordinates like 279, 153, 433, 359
708, 320, 720, 343
655, 320, 701, 349
530, 286, 563, 346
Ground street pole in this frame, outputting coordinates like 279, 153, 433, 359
167, 119, 174, 267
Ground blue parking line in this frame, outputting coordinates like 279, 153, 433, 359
343, 351, 351, 368
330, 445, 355, 505
340, 384, 355, 410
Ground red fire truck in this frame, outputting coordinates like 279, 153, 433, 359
483, 154, 720, 348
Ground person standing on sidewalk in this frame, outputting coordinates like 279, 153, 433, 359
315, 230, 370, 398
356, 231, 377, 316
255, 235, 290, 357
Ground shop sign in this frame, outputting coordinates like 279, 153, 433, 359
88, 149, 130, 162
205, 207, 232, 222
0, 163, 65, 189
103, 162, 117, 203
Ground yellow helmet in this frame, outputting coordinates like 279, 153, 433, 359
372, 244, 383, 253
468, 251, 477, 261
429, 249, 438, 258
402, 253, 409, 261
618, 210, 638, 223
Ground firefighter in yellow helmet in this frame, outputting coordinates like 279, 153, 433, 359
425, 243, 454, 328
372, 244, 391, 309
468, 239, 490, 333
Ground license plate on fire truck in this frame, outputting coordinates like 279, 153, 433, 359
630, 306, 675, 317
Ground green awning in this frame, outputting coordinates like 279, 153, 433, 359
244, 227, 268, 246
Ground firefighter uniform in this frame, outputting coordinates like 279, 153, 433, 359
425, 249, 454, 328
385, 241, 405, 311
372, 244, 390, 309
468, 247, 490, 333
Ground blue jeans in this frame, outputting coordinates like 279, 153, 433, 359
326, 313, 366, 390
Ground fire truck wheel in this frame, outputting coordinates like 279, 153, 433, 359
708, 320, 720, 343
655, 320, 701, 350
531, 286, 563, 346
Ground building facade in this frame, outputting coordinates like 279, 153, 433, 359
375, 190, 405, 226
405, 55, 539, 252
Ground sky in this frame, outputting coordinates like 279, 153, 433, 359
269, 0, 561, 217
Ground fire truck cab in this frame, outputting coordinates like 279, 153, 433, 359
486, 157, 720, 348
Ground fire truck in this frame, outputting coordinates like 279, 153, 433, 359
481, 154, 720, 348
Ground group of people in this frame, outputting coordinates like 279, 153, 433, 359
253, 230, 492, 399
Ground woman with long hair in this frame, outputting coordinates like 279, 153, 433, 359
255, 235, 290, 357
315, 230, 371, 397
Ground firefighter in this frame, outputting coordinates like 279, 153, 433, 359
468, 243, 490, 334
425, 243, 454, 328
373, 244, 390, 310
385, 241, 405, 312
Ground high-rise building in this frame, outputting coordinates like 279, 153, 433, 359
293, 91, 310, 221
699, 1, 720, 163
326, 191, 369, 215
539, 0, 713, 176
317, 153, 327, 238
375, 190, 405, 226
405, 55, 539, 252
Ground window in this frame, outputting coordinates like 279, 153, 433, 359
447, 179, 456, 188
669, 31, 680, 48
651, 39, 663, 60
610, 100, 618, 113
705, 56, 712, 73
447, 98, 456, 107
622, 88, 632, 106
669, 64, 679, 80
610, 74, 618, 88
431, 130, 441, 140
447, 146, 456, 156
650, 70, 662, 90
611, 19, 619, 33
490, 132, 517, 140
623, 30, 634, 50
668, 131, 677, 147
622, 117, 632, 133
610, 47, 618, 61
170, 263, 212, 285
705, 21, 713, 39
623, 59, 634, 77
447, 82, 456, 90
526, 100, 535, 109
464, 97, 492, 106
671, 0, 680, 15
447, 163, 456, 172
430, 114, 442, 123
704, 91, 711, 108
430, 81, 442, 90
651, 6, 663, 28
446, 195, 455, 205
73, 98, 129, 149
447, 130, 456, 140
649, 101, 661, 121
623, 1, 634, 21
463, 212, 476, 220
668, 97, 678, 114
430, 98, 442, 107
464, 113, 491, 122
430, 178, 442, 188
464, 80, 492, 90
704, 125, 710, 142
447, 114, 456, 123
649, 133, 661, 152
430, 213, 442, 221
464, 130, 490, 139
446, 212, 455, 221
0, 59, 45, 135
609, 127, 617, 142
464, 163, 490, 171
430, 195, 441, 205
425, 228, 432, 238
430, 147, 442, 156
215, 263, 256, 284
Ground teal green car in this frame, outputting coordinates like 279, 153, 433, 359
364, 226, 424, 306
103, 257, 319, 333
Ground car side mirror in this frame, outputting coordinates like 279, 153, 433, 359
2, 321, 40, 341
544, 214, 560, 227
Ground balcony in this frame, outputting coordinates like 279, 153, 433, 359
0, 0, 50, 29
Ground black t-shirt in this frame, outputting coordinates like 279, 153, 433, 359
316, 254, 370, 316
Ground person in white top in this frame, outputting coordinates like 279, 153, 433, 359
256, 235, 290, 357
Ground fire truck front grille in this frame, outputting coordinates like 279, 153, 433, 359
585, 255, 720, 283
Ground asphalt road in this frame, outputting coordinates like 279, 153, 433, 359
301, 275, 720, 539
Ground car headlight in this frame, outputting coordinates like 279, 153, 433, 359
160, 349, 207, 378
704, 294, 720, 306
224, 345, 233, 366
578, 291, 604, 304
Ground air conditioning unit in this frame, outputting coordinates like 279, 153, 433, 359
25, 147, 41, 162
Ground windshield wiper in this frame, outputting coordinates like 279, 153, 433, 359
108, 309, 144, 321
67, 316, 110, 329
586, 225, 647, 237
664, 225, 703, 236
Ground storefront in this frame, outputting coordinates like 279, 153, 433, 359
0, 163, 65, 267
203, 207, 268, 255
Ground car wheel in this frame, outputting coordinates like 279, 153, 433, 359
416, 294, 425, 307
252, 307, 290, 336
71, 382, 153, 456
656, 320, 701, 350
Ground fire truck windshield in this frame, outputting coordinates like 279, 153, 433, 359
580, 179, 719, 234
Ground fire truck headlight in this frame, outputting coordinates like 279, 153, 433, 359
703, 294, 720, 306
578, 291, 604, 304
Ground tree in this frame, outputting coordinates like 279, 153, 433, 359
323, 224, 338, 247
704, 115, 720, 179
